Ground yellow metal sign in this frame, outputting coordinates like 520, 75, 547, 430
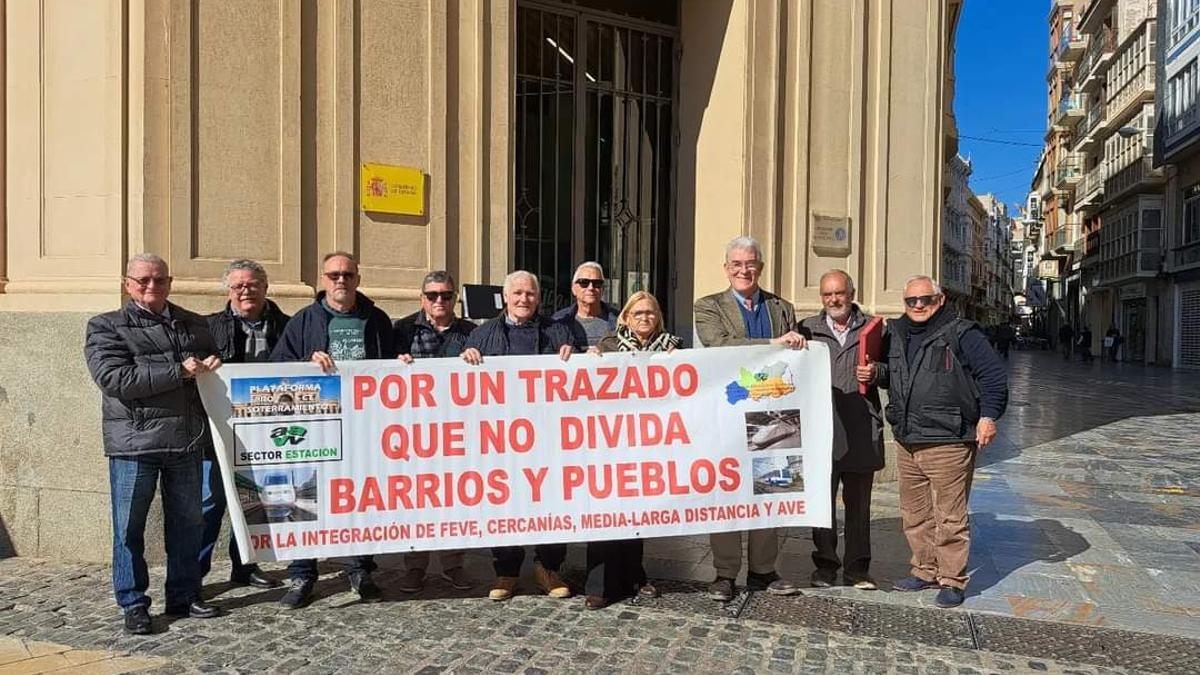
360, 163, 425, 216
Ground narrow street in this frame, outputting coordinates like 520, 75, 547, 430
1, 352, 1198, 674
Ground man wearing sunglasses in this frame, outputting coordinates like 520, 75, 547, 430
85, 254, 224, 633
865, 275, 1007, 608
270, 251, 397, 608
693, 235, 806, 602
393, 270, 478, 593
199, 259, 291, 592
551, 261, 619, 350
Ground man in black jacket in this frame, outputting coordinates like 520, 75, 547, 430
870, 275, 1007, 609
270, 251, 396, 608
393, 270, 477, 592
798, 270, 884, 591
461, 270, 574, 602
84, 254, 223, 634
199, 259, 290, 591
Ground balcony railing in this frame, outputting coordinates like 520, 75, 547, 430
1085, 98, 1105, 132
1077, 167, 1105, 206
1055, 93, 1086, 126
1107, 67, 1153, 122
1079, 27, 1115, 87
1053, 225, 1079, 251
1054, 29, 1087, 64
1054, 159, 1082, 189
1104, 156, 1164, 203
1172, 240, 1200, 269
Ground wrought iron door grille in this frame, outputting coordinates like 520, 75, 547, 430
515, 2, 678, 316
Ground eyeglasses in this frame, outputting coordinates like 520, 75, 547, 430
423, 291, 455, 302
229, 283, 264, 293
903, 294, 940, 308
125, 276, 171, 288
630, 310, 657, 319
726, 261, 763, 272
574, 278, 604, 289
324, 271, 357, 281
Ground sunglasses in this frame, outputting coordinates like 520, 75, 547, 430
324, 271, 357, 281
903, 294, 939, 308
574, 279, 605, 289
423, 291, 455, 302
125, 276, 171, 288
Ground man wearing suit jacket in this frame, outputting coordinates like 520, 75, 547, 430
693, 235, 807, 601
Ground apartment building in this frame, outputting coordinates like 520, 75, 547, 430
944, 154, 975, 314
1039, 0, 1167, 361
1155, 0, 1200, 368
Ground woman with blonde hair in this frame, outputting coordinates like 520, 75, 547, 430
584, 290, 682, 609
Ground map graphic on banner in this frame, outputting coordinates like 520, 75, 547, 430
197, 344, 833, 562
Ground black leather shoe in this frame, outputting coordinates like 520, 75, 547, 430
231, 567, 282, 589
123, 606, 152, 635
164, 600, 221, 619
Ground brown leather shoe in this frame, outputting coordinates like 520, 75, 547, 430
533, 564, 571, 598
488, 576, 518, 601
585, 595, 610, 610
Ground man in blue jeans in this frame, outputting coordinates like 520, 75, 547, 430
270, 251, 396, 608
200, 259, 290, 589
85, 253, 224, 634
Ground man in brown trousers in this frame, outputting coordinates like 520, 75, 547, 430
868, 275, 1008, 608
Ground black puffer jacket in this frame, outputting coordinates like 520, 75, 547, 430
85, 301, 218, 457
465, 313, 573, 356
206, 300, 291, 362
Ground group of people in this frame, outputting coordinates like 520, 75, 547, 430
84, 236, 1007, 636
1057, 323, 1122, 362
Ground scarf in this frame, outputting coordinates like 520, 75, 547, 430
614, 324, 683, 352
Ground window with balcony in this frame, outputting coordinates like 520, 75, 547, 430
1165, 59, 1199, 139
1183, 181, 1200, 245
1168, 0, 1200, 49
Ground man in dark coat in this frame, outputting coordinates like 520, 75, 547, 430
550, 261, 619, 350
798, 270, 884, 591
393, 270, 477, 593
872, 275, 1008, 609
461, 270, 574, 602
693, 236, 806, 602
270, 251, 397, 609
199, 259, 290, 591
84, 254, 223, 634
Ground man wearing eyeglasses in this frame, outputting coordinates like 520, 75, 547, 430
865, 275, 1007, 609
551, 261, 618, 350
693, 235, 806, 602
85, 254, 224, 634
270, 251, 397, 608
199, 259, 291, 591
393, 270, 478, 593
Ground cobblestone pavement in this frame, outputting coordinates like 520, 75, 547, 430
2, 352, 1199, 674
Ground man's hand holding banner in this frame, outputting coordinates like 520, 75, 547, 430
197, 344, 833, 563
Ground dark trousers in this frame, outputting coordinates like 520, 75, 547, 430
109, 451, 204, 610
198, 454, 252, 578
288, 556, 376, 582
491, 544, 566, 577
811, 470, 874, 577
585, 539, 645, 599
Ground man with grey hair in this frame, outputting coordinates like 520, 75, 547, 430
198, 259, 291, 590
693, 235, 806, 601
868, 274, 1007, 608
798, 269, 884, 591
393, 270, 477, 592
85, 254, 223, 633
462, 269, 574, 601
551, 261, 619, 350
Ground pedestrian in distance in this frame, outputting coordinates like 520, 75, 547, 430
1104, 325, 1121, 362
393, 270, 478, 593
84, 253, 224, 634
799, 270, 884, 592
582, 290, 681, 610
551, 261, 619, 351
693, 235, 806, 602
270, 251, 397, 609
1077, 326, 1094, 363
199, 259, 290, 591
1058, 323, 1074, 361
460, 270, 576, 602
874, 275, 1008, 609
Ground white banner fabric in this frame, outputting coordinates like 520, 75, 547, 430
197, 343, 833, 562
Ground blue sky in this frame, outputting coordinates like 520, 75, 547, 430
954, 0, 1048, 213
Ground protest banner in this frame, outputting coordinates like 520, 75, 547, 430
196, 344, 833, 562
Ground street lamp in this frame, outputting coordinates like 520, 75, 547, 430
1117, 125, 1141, 138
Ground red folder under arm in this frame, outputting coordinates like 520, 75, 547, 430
857, 317, 884, 395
